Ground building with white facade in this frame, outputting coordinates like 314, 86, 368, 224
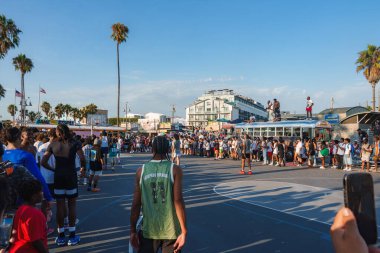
186, 89, 267, 128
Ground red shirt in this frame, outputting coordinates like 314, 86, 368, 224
9, 205, 48, 253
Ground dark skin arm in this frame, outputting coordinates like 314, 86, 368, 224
173, 165, 187, 252
31, 239, 48, 253
130, 168, 142, 249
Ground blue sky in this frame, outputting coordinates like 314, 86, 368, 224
1, 0, 379, 119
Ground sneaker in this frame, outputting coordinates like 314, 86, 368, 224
346, 168, 352, 172
92, 188, 101, 192
67, 235, 80, 246
275, 164, 279, 166
269, 163, 273, 166
319, 166, 325, 169
55, 236, 67, 246
239, 170, 245, 175
343, 168, 348, 171
247, 171, 253, 175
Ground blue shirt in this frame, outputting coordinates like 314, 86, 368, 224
3, 149, 53, 201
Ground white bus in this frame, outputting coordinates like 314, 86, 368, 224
235, 120, 332, 140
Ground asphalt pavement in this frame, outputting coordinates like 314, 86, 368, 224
48, 153, 380, 253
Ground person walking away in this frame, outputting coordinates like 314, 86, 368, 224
109, 138, 118, 171
343, 138, 353, 171
372, 136, 380, 172
100, 131, 109, 169
240, 134, 252, 175
306, 96, 313, 119
250, 138, 258, 162
88, 138, 104, 192
41, 124, 85, 246
9, 180, 48, 253
336, 138, 345, 170
130, 136, 187, 253
360, 138, 372, 172
172, 134, 181, 166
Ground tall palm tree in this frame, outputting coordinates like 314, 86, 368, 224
48, 111, 56, 120
0, 15, 22, 59
71, 107, 81, 123
12, 54, 33, 123
41, 101, 51, 117
356, 44, 380, 111
54, 103, 64, 119
7, 104, 17, 117
62, 104, 72, 120
111, 22, 129, 126
27, 111, 37, 122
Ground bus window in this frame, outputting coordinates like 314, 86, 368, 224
284, 127, 292, 137
268, 127, 275, 137
302, 127, 311, 139
248, 128, 254, 136
293, 127, 301, 137
254, 128, 260, 137
276, 127, 284, 137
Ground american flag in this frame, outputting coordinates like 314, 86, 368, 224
40, 87, 46, 94
15, 90, 22, 97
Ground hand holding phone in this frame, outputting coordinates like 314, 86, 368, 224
344, 173, 378, 245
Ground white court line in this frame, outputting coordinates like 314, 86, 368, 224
213, 180, 380, 232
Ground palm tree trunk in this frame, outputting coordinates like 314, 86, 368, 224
117, 43, 120, 127
372, 82, 376, 112
21, 73, 25, 123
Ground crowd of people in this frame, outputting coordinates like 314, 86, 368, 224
0, 122, 380, 252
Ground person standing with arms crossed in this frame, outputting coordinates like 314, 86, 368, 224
130, 136, 187, 253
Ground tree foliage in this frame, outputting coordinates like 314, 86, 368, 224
0, 15, 21, 59
41, 101, 51, 117
7, 104, 17, 116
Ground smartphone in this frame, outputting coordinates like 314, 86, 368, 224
0, 213, 13, 248
343, 173, 377, 245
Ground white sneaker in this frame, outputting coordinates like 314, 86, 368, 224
269, 163, 273, 166
275, 164, 279, 166
343, 168, 348, 171
319, 166, 325, 169
346, 168, 352, 171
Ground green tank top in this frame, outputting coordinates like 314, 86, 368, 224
140, 160, 181, 239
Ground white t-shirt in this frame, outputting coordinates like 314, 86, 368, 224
296, 142, 303, 154
117, 138, 123, 150
101, 136, 108, 148
37, 142, 56, 184
307, 99, 313, 108
337, 143, 345, 156
345, 144, 351, 155
333, 145, 338, 155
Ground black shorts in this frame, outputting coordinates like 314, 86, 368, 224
252, 150, 258, 155
138, 233, 179, 253
47, 184, 55, 199
242, 153, 251, 159
54, 174, 78, 199
101, 147, 109, 155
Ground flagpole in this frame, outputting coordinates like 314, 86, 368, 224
38, 85, 41, 117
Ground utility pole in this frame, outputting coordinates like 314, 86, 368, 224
171, 104, 176, 124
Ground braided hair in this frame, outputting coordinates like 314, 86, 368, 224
56, 124, 72, 142
152, 135, 170, 161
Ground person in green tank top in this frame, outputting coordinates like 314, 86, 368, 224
130, 136, 187, 253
